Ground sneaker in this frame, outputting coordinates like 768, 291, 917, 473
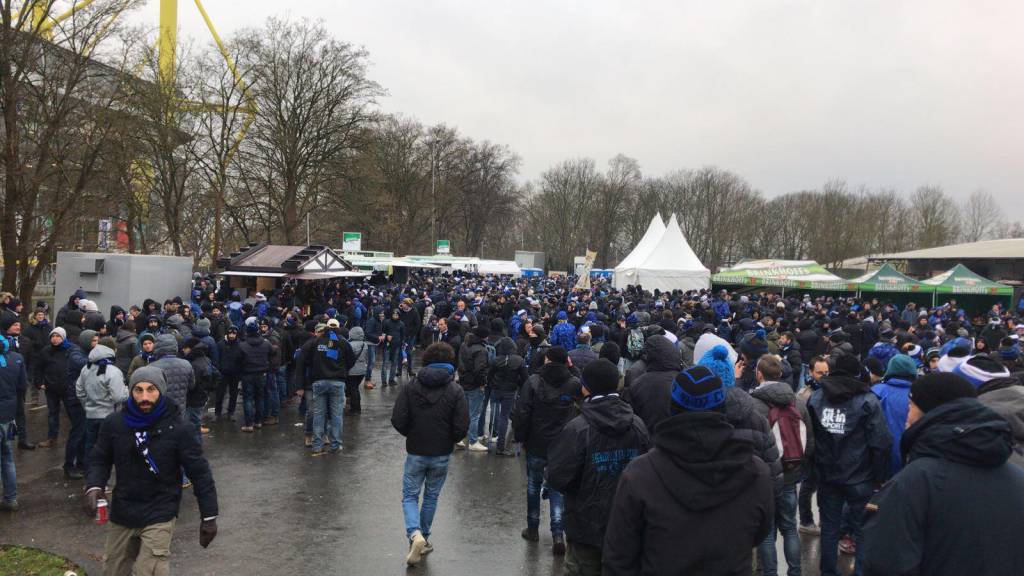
839, 535, 856, 555
552, 534, 566, 556
455, 440, 467, 449
521, 527, 539, 542
468, 441, 488, 452
304, 435, 313, 447
17, 441, 35, 450
422, 540, 434, 555
63, 468, 84, 480
799, 523, 820, 536
254, 423, 263, 430
182, 481, 192, 489
311, 449, 327, 457
407, 530, 427, 566
241, 426, 254, 433
36, 438, 55, 448
329, 446, 343, 454
0, 500, 18, 512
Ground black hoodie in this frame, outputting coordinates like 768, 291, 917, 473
603, 411, 773, 575
391, 364, 469, 456
628, 335, 682, 433
547, 395, 650, 548
808, 373, 891, 486
863, 398, 1024, 576
514, 361, 582, 458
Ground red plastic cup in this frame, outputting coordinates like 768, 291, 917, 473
95, 499, 108, 525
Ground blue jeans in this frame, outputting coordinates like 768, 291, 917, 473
819, 482, 873, 576
84, 418, 104, 471
186, 406, 204, 446
0, 422, 16, 503
403, 336, 417, 375
383, 343, 400, 383
241, 374, 265, 427
465, 388, 485, 444
311, 380, 344, 451
276, 367, 289, 403
758, 483, 801, 576
365, 344, 377, 382
402, 454, 450, 539
265, 371, 280, 418
64, 399, 86, 472
489, 389, 516, 449
526, 454, 564, 536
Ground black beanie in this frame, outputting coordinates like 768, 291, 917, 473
582, 359, 620, 396
833, 354, 862, 378
599, 341, 621, 366
474, 325, 491, 340
671, 365, 726, 413
910, 372, 976, 413
864, 357, 886, 378
546, 346, 568, 364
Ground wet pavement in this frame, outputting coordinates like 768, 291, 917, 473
1, 381, 854, 575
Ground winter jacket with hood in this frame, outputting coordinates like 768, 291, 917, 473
457, 333, 490, 391
75, 345, 128, 419
750, 380, 814, 485
725, 387, 783, 481
602, 411, 774, 576
113, 328, 137, 375
186, 343, 219, 408
86, 400, 218, 529
148, 334, 195, 411
238, 333, 272, 375
871, 376, 914, 475
547, 395, 650, 549
977, 375, 1024, 468
628, 335, 682, 433
862, 398, 1024, 576
808, 373, 892, 486
217, 335, 244, 377
346, 327, 370, 377
0, 343, 26, 423
514, 361, 582, 458
487, 337, 528, 393
391, 363, 469, 456
189, 323, 220, 369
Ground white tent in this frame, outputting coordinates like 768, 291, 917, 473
613, 214, 666, 288
622, 214, 710, 292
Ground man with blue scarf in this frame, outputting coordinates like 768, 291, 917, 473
85, 366, 218, 575
296, 319, 354, 455
391, 342, 468, 566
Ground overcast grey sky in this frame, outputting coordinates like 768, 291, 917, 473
130, 1, 1023, 202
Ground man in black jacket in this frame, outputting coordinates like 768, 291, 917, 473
602, 364, 773, 575
487, 337, 528, 455
626, 335, 681, 433
807, 355, 891, 576
399, 298, 422, 379
215, 326, 243, 420
514, 346, 582, 555
294, 319, 354, 455
0, 335, 27, 509
863, 373, 1024, 576
457, 326, 490, 451
547, 359, 649, 575
238, 322, 271, 433
85, 366, 218, 575
390, 342, 468, 566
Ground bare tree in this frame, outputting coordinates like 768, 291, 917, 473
233, 18, 383, 244
960, 189, 1002, 243
911, 185, 961, 249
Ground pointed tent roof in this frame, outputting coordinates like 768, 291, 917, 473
845, 262, 927, 293
636, 214, 709, 273
615, 214, 665, 272
922, 264, 1013, 296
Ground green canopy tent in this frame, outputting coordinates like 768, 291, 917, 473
844, 262, 933, 308
921, 264, 1014, 310
712, 259, 852, 295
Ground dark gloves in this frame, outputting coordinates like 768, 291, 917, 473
84, 488, 100, 516
199, 519, 217, 548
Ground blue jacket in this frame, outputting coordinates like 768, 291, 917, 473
550, 320, 577, 351
867, 342, 899, 368
0, 346, 27, 423
871, 377, 912, 475
712, 299, 730, 321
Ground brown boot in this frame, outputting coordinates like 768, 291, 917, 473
364, 381, 375, 390
36, 438, 56, 448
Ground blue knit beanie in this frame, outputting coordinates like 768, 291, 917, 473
698, 344, 736, 389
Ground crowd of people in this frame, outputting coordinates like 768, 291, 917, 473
1, 273, 1024, 575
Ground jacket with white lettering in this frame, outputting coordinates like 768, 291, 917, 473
808, 373, 892, 486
